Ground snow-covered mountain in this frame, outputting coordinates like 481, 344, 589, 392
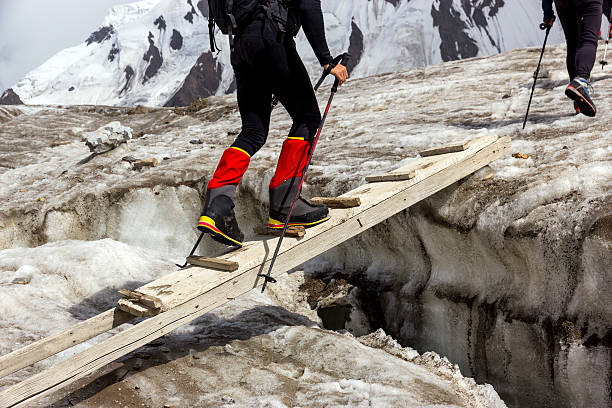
2, 0, 564, 107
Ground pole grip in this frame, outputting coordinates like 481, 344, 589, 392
540, 15, 554, 31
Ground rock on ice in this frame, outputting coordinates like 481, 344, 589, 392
85, 121, 132, 154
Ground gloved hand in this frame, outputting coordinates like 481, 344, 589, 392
542, 15, 556, 29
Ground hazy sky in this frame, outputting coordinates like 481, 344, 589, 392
0, 0, 135, 92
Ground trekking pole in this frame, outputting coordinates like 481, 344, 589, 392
259, 52, 351, 292
270, 53, 346, 111
601, 20, 612, 69
523, 23, 552, 130
176, 230, 206, 268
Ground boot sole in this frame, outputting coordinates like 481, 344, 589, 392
565, 86, 596, 117
267, 216, 330, 229
198, 216, 243, 247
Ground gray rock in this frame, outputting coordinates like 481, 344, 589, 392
0, 88, 24, 105
85, 121, 133, 154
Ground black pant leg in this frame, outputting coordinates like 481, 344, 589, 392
555, 0, 580, 80
230, 35, 275, 156
575, 0, 603, 78
274, 38, 322, 142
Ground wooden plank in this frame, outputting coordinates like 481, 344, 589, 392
117, 290, 162, 309
133, 158, 158, 170
186, 256, 239, 271
419, 141, 468, 157
366, 135, 496, 183
310, 197, 361, 208
262, 225, 306, 238
117, 299, 156, 317
0, 308, 132, 380
0, 135, 510, 407
365, 169, 416, 183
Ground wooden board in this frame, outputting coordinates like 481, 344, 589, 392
186, 256, 239, 271
310, 197, 361, 208
117, 299, 156, 317
366, 138, 481, 183
0, 135, 510, 407
365, 169, 416, 183
133, 158, 158, 169
419, 141, 468, 157
0, 308, 132, 380
254, 225, 306, 237
118, 289, 162, 309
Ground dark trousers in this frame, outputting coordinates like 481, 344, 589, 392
229, 19, 321, 157
555, 0, 603, 80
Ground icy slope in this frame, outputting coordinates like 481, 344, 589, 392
4, 0, 565, 107
0, 41, 610, 406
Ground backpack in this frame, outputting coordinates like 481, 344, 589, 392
208, 0, 299, 52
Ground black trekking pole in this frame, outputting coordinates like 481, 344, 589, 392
523, 22, 552, 130
601, 20, 612, 69
259, 53, 351, 292
176, 230, 206, 268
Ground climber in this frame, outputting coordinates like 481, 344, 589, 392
542, 0, 604, 116
198, 0, 349, 247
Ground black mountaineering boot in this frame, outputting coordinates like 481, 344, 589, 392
268, 178, 329, 229
268, 136, 330, 229
198, 185, 244, 247
565, 77, 596, 117
198, 147, 250, 247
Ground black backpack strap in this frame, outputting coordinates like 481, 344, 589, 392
209, 21, 219, 52
209, 1, 221, 52
226, 0, 238, 51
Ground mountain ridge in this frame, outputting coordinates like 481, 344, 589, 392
1, 0, 565, 107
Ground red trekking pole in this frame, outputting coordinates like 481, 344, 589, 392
258, 53, 351, 291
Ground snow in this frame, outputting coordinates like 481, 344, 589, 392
0, 239, 175, 382
102, 0, 162, 27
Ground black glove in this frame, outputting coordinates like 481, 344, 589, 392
541, 15, 556, 30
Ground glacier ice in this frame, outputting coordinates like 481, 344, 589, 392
0, 41, 610, 407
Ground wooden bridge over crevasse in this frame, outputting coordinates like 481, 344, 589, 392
0, 135, 510, 407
